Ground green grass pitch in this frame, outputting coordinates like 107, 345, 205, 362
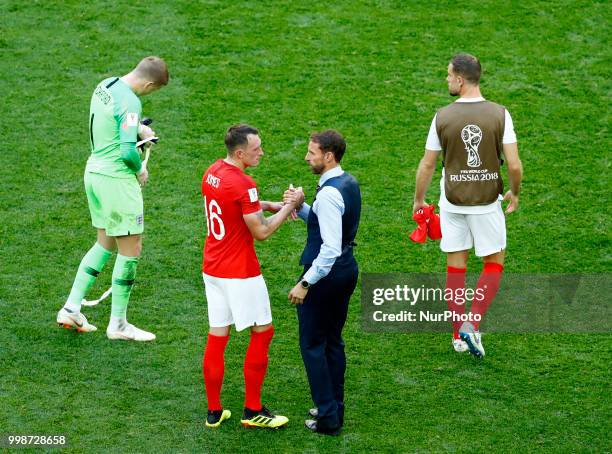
0, 0, 610, 452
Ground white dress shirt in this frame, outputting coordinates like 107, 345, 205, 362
297, 166, 345, 285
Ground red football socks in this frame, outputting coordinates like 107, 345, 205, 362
471, 262, 504, 330
203, 333, 230, 411
446, 266, 467, 337
244, 326, 274, 411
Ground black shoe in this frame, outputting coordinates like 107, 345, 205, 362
305, 419, 341, 436
205, 409, 231, 428
309, 405, 344, 426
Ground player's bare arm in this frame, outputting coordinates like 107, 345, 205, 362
501, 142, 522, 214
413, 150, 440, 213
260, 201, 283, 213
243, 199, 298, 241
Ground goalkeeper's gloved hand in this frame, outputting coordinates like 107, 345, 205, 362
138, 118, 158, 152
138, 123, 155, 140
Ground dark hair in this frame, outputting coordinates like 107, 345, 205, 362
450, 53, 481, 84
225, 124, 259, 153
310, 130, 346, 162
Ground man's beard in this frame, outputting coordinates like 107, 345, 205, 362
310, 163, 325, 174
449, 88, 460, 97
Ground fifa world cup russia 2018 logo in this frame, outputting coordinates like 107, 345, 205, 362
461, 124, 483, 168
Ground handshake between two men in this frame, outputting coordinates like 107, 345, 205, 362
262, 184, 306, 221
257, 184, 311, 305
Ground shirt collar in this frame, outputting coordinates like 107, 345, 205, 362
456, 96, 485, 103
318, 165, 343, 186
118, 77, 134, 94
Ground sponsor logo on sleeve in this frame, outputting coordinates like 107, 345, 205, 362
126, 112, 138, 127
248, 188, 258, 202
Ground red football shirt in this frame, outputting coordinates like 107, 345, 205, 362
202, 159, 262, 278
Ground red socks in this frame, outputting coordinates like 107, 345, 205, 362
244, 326, 274, 411
203, 327, 275, 411
446, 266, 467, 338
445, 262, 504, 334
203, 333, 229, 411
471, 262, 504, 330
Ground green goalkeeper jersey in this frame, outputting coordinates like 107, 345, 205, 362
85, 77, 142, 178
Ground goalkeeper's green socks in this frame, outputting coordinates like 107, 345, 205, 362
109, 254, 139, 326
64, 242, 113, 312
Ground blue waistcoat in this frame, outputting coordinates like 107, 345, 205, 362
299, 172, 361, 267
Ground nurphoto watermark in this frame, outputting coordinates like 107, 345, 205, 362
361, 273, 611, 333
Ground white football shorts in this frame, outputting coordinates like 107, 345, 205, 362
440, 204, 506, 257
203, 273, 272, 332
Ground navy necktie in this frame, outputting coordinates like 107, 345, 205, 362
313, 184, 321, 202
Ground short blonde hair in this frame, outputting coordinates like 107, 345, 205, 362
134, 56, 169, 86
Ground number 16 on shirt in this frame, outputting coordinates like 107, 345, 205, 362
204, 196, 226, 240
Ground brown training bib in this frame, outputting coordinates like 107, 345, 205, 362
436, 101, 505, 206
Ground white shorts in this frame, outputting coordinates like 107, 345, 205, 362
440, 204, 506, 257
203, 273, 272, 332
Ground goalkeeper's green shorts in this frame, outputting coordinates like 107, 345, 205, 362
84, 171, 144, 236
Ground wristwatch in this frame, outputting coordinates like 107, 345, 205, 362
300, 280, 311, 289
